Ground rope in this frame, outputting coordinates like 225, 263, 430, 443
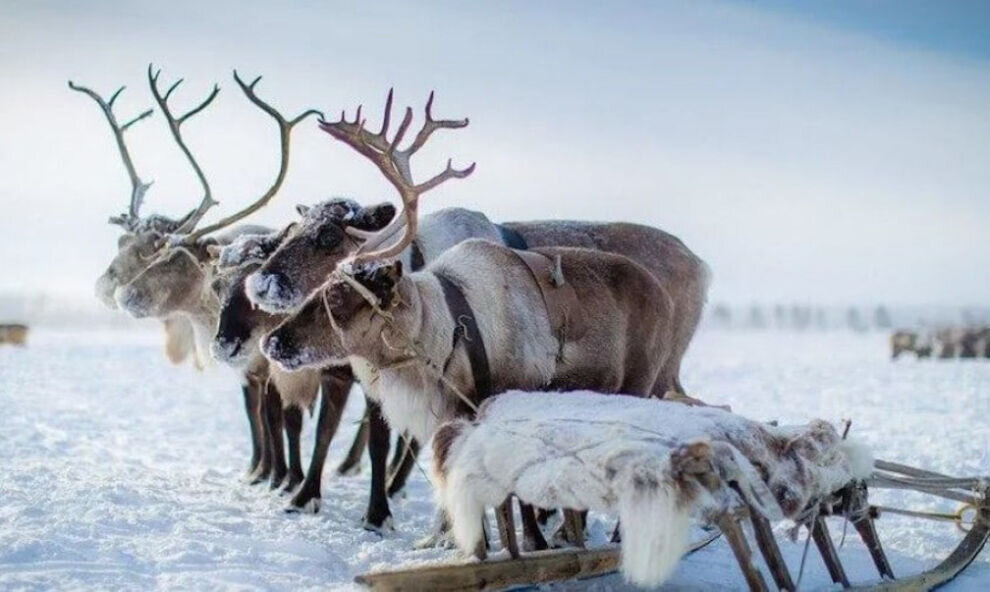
321, 269, 480, 415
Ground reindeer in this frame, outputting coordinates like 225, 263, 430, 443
69, 78, 206, 369
261, 89, 707, 544
114, 67, 321, 486
210, 231, 387, 509
246, 91, 707, 525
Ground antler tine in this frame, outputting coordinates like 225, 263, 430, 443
68, 80, 153, 229
147, 63, 221, 235
318, 90, 475, 264
179, 70, 324, 244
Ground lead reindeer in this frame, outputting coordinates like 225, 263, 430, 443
115, 66, 322, 487
262, 89, 707, 542
69, 77, 205, 369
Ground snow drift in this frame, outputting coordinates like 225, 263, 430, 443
433, 390, 873, 588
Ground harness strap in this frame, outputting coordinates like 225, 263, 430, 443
410, 239, 426, 271
436, 273, 493, 408
509, 249, 588, 352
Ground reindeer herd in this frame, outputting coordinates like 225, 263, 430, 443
73, 66, 709, 543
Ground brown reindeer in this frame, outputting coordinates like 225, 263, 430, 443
262, 89, 703, 541
115, 67, 321, 485
210, 233, 402, 509
69, 77, 207, 369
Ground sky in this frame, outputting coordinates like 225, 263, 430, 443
0, 0, 988, 306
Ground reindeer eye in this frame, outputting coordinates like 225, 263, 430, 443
317, 225, 343, 250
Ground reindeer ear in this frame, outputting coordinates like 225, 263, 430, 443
118, 234, 136, 249
206, 244, 223, 259
349, 202, 396, 231
295, 204, 310, 217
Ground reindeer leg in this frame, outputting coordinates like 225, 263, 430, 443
387, 437, 420, 498
242, 384, 264, 478
263, 383, 288, 490
519, 503, 549, 552
337, 401, 371, 476
282, 405, 304, 493
289, 370, 352, 513
495, 498, 520, 558
250, 385, 273, 485
363, 399, 392, 531
811, 516, 850, 588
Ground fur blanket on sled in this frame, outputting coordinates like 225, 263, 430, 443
432, 391, 874, 587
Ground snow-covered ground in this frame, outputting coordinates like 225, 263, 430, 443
1, 328, 988, 590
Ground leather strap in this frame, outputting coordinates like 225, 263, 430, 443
436, 273, 492, 406
497, 224, 529, 250
510, 249, 588, 351
410, 239, 426, 271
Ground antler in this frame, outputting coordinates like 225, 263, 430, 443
179, 71, 323, 244
147, 64, 221, 234
318, 89, 475, 263
68, 80, 153, 230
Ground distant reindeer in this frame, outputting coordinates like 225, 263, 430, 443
262, 89, 709, 542
114, 66, 321, 484
0, 324, 29, 346
69, 77, 205, 369
890, 329, 932, 359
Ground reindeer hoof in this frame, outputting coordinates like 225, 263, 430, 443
362, 514, 394, 534
285, 495, 321, 515
281, 472, 304, 495
337, 462, 362, 477
249, 467, 271, 486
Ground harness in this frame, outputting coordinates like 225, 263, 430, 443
436, 273, 492, 410
509, 249, 588, 358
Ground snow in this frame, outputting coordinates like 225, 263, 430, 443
1, 328, 988, 590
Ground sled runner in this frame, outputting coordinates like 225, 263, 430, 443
355, 392, 989, 591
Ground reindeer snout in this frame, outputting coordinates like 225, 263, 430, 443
262, 332, 297, 367
114, 285, 151, 318
211, 336, 245, 364
246, 271, 299, 313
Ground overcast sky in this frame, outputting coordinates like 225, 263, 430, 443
1, 1, 988, 305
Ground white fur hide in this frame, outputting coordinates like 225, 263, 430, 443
435, 390, 873, 588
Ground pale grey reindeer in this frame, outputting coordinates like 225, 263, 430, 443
261, 88, 710, 541
69, 76, 205, 369
114, 66, 322, 487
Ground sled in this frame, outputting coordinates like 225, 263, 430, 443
356, 458, 988, 591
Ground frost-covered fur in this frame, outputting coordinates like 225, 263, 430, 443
433, 391, 874, 587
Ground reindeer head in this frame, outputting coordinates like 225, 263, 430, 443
115, 241, 217, 318
261, 88, 474, 371
262, 261, 404, 371
209, 231, 286, 365
245, 198, 395, 313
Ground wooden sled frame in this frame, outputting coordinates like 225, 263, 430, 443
356, 458, 990, 591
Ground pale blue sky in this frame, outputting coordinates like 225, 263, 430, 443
1, 1, 987, 305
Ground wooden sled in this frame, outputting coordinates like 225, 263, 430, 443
355, 458, 989, 591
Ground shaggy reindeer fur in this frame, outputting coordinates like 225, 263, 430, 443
433, 391, 874, 587
250, 201, 708, 394
264, 239, 677, 445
